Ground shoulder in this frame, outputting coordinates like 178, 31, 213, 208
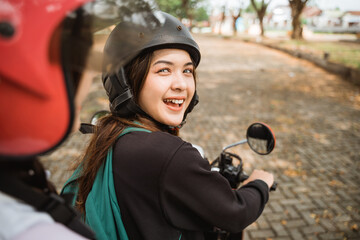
113, 131, 198, 181
115, 130, 186, 154
113, 131, 192, 171
114, 130, 207, 168
0, 192, 54, 240
13, 223, 87, 240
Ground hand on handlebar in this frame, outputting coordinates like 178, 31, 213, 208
242, 169, 274, 191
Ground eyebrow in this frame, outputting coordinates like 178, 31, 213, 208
153, 60, 194, 67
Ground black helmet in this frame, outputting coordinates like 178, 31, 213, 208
102, 11, 201, 127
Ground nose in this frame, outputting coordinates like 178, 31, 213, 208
171, 71, 188, 91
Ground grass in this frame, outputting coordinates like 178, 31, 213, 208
275, 40, 360, 70
235, 30, 360, 70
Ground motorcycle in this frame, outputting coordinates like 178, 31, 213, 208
197, 122, 277, 240
81, 112, 277, 240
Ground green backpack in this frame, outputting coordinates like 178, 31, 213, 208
61, 127, 151, 240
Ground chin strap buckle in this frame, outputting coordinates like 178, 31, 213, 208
169, 120, 187, 130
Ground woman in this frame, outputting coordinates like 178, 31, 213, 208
62, 12, 274, 240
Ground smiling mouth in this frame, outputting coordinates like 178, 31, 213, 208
163, 98, 185, 108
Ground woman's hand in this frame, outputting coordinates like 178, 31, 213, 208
242, 169, 274, 190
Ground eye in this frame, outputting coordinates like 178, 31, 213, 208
184, 68, 193, 74
157, 68, 170, 73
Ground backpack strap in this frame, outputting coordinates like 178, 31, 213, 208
61, 126, 151, 197
61, 126, 151, 240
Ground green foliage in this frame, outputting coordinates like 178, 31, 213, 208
156, 0, 185, 18
194, 7, 209, 21
155, 0, 206, 20
248, 0, 271, 12
245, 3, 256, 13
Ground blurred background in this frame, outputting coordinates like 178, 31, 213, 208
155, 0, 360, 71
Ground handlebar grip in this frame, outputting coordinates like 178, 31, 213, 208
270, 181, 277, 191
239, 174, 249, 182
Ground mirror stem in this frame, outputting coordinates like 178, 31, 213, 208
222, 139, 247, 151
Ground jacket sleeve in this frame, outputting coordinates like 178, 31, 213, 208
159, 141, 269, 233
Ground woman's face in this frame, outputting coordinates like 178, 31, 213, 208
139, 48, 195, 127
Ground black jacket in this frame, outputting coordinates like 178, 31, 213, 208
113, 131, 269, 240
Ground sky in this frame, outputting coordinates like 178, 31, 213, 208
209, 0, 360, 11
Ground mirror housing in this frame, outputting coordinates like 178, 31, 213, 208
90, 110, 110, 125
79, 110, 110, 134
246, 122, 275, 155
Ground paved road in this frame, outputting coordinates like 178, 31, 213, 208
41, 34, 360, 240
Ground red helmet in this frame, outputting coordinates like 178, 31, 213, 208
0, 0, 163, 159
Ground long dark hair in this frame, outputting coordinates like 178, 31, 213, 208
75, 49, 197, 214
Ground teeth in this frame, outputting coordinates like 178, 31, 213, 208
165, 99, 184, 104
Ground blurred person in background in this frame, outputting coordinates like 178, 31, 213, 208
0, 0, 163, 239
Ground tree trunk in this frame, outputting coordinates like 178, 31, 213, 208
259, 16, 265, 36
250, 0, 271, 37
181, 0, 192, 30
291, 12, 303, 39
289, 0, 308, 39
232, 18, 237, 36
219, 7, 226, 35
231, 11, 241, 36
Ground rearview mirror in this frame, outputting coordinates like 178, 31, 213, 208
246, 123, 275, 155
80, 110, 110, 134
90, 110, 110, 125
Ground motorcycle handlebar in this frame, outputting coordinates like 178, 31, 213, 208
240, 174, 277, 192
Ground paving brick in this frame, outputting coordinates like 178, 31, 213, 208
300, 211, 317, 225
271, 237, 290, 240
329, 202, 347, 215
248, 229, 275, 239
282, 188, 297, 199
285, 219, 307, 228
256, 216, 270, 229
270, 222, 289, 237
312, 198, 327, 209
269, 201, 284, 213
302, 225, 326, 235
289, 228, 304, 239
334, 214, 352, 222
266, 213, 288, 222
305, 236, 320, 240
335, 221, 351, 231
295, 202, 316, 211
319, 218, 336, 231
318, 232, 345, 240
280, 199, 301, 206
242, 230, 250, 240
284, 206, 300, 219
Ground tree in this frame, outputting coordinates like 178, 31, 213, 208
195, 7, 209, 22
181, 0, 199, 29
230, 9, 242, 36
219, 5, 226, 35
289, 0, 308, 39
156, 0, 185, 18
229, 0, 248, 36
250, 0, 271, 37
156, 0, 203, 28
